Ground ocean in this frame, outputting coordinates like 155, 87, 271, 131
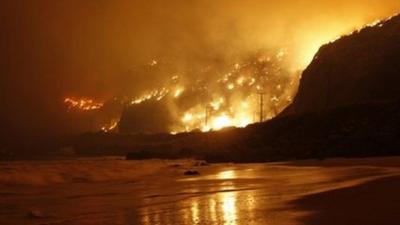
1, 157, 399, 225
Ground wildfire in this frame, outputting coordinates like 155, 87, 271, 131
211, 114, 233, 130
227, 83, 235, 90
64, 97, 104, 111
62, 14, 397, 135
125, 50, 299, 134
182, 113, 193, 122
174, 87, 184, 98
101, 121, 118, 132
149, 59, 158, 66
203, 99, 255, 131
130, 87, 170, 105
210, 98, 224, 110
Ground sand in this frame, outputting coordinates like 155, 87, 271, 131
0, 156, 399, 225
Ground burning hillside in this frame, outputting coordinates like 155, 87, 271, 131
63, 97, 123, 133
119, 50, 300, 134
64, 97, 104, 111
73, 12, 400, 161
61, 13, 400, 135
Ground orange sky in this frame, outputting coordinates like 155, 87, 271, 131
0, 0, 399, 137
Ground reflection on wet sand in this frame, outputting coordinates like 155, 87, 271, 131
138, 163, 385, 225
217, 170, 237, 180
218, 169, 238, 225
118, 163, 400, 225
187, 169, 241, 225
219, 190, 237, 225
4, 158, 397, 225
140, 207, 151, 225
139, 169, 257, 225
191, 200, 200, 224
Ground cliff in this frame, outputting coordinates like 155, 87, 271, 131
283, 14, 400, 115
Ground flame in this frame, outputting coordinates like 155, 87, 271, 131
101, 121, 118, 132
63, 14, 398, 135
174, 87, 184, 98
182, 113, 193, 122
64, 97, 103, 111
130, 87, 170, 105
210, 98, 224, 110
179, 96, 257, 133
227, 83, 235, 90
128, 49, 301, 134
236, 77, 245, 86
149, 59, 158, 66
212, 114, 233, 130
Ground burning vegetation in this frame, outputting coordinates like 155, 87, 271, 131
62, 50, 301, 134
63, 97, 122, 133
62, 13, 400, 135
119, 50, 300, 134
64, 97, 104, 111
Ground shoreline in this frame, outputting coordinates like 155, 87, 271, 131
289, 175, 400, 225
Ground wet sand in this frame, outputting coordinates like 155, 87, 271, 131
0, 156, 399, 225
290, 175, 400, 225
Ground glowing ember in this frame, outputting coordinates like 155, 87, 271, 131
101, 121, 118, 132
182, 113, 193, 122
236, 77, 245, 86
174, 87, 184, 98
212, 114, 233, 130
125, 49, 301, 134
210, 98, 224, 111
130, 88, 170, 105
149, 59, 158, 66
64, 97, 103, 111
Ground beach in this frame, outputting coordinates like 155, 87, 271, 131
1, 156, 399, 225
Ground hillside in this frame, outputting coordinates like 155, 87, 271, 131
70, 13, 400, 162
283, 14, 400, 115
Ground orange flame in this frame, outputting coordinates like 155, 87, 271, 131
64, 97, 104, 111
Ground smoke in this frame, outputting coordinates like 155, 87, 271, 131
0, 0, 399, 140
117, 50, 301, 133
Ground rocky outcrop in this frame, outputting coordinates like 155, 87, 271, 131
283, 14, 400, 115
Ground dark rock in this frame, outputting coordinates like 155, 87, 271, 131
283, 14, 400, 116
184, 170, 200, 176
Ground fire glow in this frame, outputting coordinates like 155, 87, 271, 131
63, 14, 400, 134
101, 121, 118, 132
64, 97, 104, 111
126, 50, 299, 134
130, 88, 169, 105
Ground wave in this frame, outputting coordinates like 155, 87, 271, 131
0, 157, 193, 186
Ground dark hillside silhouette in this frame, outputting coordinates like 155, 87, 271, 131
283, 14, 400, 115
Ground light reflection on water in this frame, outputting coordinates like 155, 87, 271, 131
218, 169, 238, 225
139, 169, 256, 225
140, 207, 151, 225
2, 159, 394, 225
191, 200, 200, 224
217, 170, 237, 180
219, 191, 238, 225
